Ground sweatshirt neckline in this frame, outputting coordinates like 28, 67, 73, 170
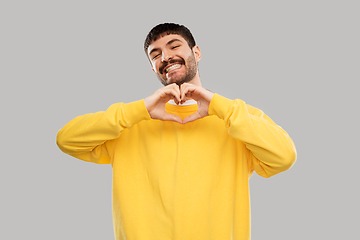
167, 99, 197, 106
165, 102, 198, 113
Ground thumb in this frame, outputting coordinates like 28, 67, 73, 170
182, 112, 202, 124
162, 113, 183, 124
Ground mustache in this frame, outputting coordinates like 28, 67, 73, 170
159, 59, 185, 74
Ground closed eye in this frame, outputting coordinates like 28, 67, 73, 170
152, 54, 160, 60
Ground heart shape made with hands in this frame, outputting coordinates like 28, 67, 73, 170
144, 83, 215, 124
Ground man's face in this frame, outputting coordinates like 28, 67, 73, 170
147, 34, 201, 86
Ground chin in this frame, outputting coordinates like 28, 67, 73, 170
167, 78, 185, 86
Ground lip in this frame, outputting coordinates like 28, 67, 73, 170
165, 63, 182, 74
160, 59, 184, 74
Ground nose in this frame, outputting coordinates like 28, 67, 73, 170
161, 50, 173, 62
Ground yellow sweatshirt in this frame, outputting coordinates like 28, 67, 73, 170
57, 94, 296, 240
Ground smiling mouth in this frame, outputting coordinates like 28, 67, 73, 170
165, 64, 182, 73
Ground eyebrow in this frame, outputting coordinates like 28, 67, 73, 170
148, 38, 184, 57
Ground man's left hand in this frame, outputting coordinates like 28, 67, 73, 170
180, 83, 215, 124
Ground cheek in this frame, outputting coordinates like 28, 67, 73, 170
151, 65, 157, 73
152, 62, 161, 73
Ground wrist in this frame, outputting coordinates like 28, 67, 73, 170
208, 94, 233, 120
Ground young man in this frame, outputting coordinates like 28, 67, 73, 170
57, 23, 296, 240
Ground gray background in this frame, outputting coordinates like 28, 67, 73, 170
1, 0, 359, 239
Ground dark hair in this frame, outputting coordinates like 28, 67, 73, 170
144, 23, 196, 55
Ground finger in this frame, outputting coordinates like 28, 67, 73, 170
167, 83, 181, 95
179, 84, 187, 101
171, 84, 181, 103
180, 84, 196, 103
163, 86, 181, 103
159, 90, 180, 104
161, 91, 180, 104
169, 90, 181, 104
162, 113, 183, 124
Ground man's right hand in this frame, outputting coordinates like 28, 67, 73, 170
144, 83, 183, 124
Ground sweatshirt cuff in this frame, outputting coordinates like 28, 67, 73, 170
208, 93, 234, 120
121, 99, 151, 127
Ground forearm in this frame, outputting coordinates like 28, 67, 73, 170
209, 94, 297, 177
56, 100, 150, 163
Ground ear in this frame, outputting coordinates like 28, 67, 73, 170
192, 45, 201, 62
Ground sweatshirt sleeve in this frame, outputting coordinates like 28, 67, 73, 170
56, 100, 151, 164
208, 94, 297, 178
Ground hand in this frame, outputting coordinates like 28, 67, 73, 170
144, 83, 183, 124
144, 83, 215, 124
180, 83, 215, 124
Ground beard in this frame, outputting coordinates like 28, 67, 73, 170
156, 53, 198, 86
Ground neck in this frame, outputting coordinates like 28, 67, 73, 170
188, 72, 202, 86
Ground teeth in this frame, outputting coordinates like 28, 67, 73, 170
166, 64, 181, 73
